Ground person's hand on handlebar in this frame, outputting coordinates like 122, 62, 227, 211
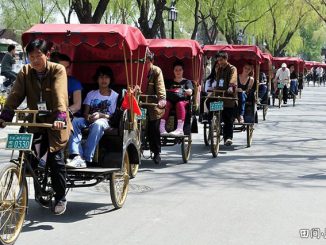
227, 87, 234, 94
53, 120, 65, 130
158, 99, 166, 109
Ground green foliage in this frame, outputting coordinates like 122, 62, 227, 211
0, 0, 325, 59
0, 0, 56, 32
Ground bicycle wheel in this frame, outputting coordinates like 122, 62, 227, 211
110, 151, 130, 209
0, 163, 27, 245
292, 94, 296, 107
181, 135, 192, 163
203, 123, 210, 146
129, 163, 139, 179
246, 125, 254, 147
278, 89, 282, 108
209, 113, 221, 158
263, 105, 267, 121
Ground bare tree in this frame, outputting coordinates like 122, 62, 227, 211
72, 0, 110, 23
136, 0, 167, 38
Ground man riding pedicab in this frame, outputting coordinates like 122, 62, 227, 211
206, 51, 238, 146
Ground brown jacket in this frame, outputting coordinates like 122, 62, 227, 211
145, 65, 166, 121
3, 61, 72, 152
215, 62, 238, 108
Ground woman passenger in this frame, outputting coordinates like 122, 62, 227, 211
67, 66, 119, 168
237, 63, 254, 123
160, 60, 193, 136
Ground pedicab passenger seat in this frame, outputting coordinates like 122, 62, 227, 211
79, 84, 126, 137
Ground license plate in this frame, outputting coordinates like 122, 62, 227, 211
6, 133, 33, 151
277, 83, 284, 89
137, 108, 147, 120
210, 101, 223, 111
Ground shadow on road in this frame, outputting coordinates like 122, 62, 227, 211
22, 200, 116, 233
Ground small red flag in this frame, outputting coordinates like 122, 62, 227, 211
121, 94, 141, 116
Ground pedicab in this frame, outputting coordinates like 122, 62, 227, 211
315, 62, 326, 87
304, 61, 317, 87
0, 23, 148, 245
259, 52, 273, 120
272, 57, 304, 107
202, 45, 262, 155
139, 39, 202, 163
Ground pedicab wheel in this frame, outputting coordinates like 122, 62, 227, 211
278, 93, 282, 108
0, 163, 27, 245
110, 152, 130, 209
209, 113, 220, 158
246, 125, 254, 147
181, 135, 192, 163
292, 94, 296, 107
263, 105, 267, 121
129, 163, 139, 179
203, 123, 210, 146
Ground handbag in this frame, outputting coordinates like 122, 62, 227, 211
166, 88, 186, 103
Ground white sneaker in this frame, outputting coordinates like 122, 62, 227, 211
224, 139, 233, 146
169, 128, 184, 136
66, 155, 87, 169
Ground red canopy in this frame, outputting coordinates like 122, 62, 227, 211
261, 52, 273, 74
315, 62, 326, 69
147, 39, 203, 83
203, 45, 263, 63
203, 45, 264, 82
147, 39, 203, 59
22, 24, 148, 87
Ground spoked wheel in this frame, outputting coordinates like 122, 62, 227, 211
110, 152, 130, 209
0, 163, 27, 245
292, 94, 296, 107
203, 123, 210, 146
181, 135, 192, 163
278, 91, 282, 108
129, 163, 139, 179
263, 105, 267, 121
209, 113, 221, 158
246, 125, 254, 147
34, 168, 53, 208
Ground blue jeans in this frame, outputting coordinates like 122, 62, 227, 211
290, 80, 298, 95
68, 117, 110, 162
238, 92, 247, 116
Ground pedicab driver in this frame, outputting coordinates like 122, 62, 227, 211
274, 63, 290, 104
207, 51, 238, 146
144, 51, 166, 164
0, 39, 72, 215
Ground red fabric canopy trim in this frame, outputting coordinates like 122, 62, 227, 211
22, 24, 147, 54
203, 44, 264, 63
147, 39, 203, 59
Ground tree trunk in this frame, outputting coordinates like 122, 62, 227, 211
191, 0, 200, 40
72, 0, 110, 23
137, 0, 167, 38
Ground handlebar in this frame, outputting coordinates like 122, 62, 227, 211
3, 122, 53, 128
2, 109, 66, 129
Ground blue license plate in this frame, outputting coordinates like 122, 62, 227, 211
210, 101, 224, 111
6, 133, 33, 151
137, 108, 147, 120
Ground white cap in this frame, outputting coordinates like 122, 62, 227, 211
281, 63, 287, 68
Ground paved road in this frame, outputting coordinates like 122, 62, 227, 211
3, 87, 325, 245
